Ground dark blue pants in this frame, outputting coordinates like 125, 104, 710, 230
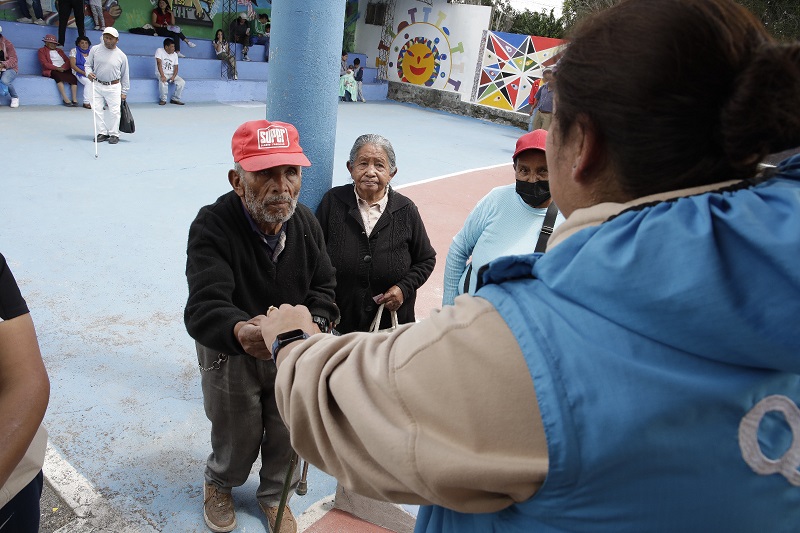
0, 470, 43, 533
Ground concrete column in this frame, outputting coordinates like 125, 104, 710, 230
266, 0, 347, 211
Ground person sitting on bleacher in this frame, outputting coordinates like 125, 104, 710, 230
151, 0, 196, 59
251, 13, 270, 61
155, 37, 185, 106
229, 13, 250, 62
69, 36, 93, 109
38, 34, 79, 107
0, 26, 20, 108
213, 29, 237, 80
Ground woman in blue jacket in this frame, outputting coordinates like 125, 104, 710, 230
262, 1, 800, 531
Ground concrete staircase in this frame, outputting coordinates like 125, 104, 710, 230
0, 20, 387, 106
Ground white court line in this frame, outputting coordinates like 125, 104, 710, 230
44, 443, 157, 533
393, 162, 511, 190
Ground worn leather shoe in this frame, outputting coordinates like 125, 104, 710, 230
170, 98, 185, 105
95, 134, 109, 142
108, 136, 119, 144
203, 484, 236, 532
259, 502, 297, 533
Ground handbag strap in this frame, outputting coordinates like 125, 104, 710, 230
534, 202, 559, 253
369, 303, 399, 332
369, 304, 385, 333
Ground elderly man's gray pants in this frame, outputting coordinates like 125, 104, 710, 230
197, 342, 299, 505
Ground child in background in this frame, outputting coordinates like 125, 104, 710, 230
339, 65, 356, 102
89, 0, 105, 30
352, 57, 365, 102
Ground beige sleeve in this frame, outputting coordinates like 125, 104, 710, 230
275, 296, 548, 513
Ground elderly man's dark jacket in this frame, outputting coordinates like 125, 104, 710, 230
185, 191, 338, 355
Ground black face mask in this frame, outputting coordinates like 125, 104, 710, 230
516, 180, 551, 207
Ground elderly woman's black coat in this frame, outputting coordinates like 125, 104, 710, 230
315, 184, 436, 333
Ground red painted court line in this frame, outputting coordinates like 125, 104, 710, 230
399, 163, 515, 320
304, 508, 395, 533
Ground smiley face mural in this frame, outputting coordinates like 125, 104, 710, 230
398, 39, 440, 85
387, 6, 464, 91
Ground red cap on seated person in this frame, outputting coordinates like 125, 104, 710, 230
42, 34, 58, 44
231, 120, 312, 171
513, 129, 548, 159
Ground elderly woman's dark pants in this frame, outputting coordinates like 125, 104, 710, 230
196, 342, 299, 506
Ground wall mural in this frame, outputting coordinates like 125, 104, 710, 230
166, 0, 213, 28
475, 31, 566, 112
0, 0, 123, 30
385, 5, 465, 92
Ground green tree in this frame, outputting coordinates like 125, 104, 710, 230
509, 8, 565, 38
560, 0, 799, 40
736, 0, 800, 41
482, 0, 516, 32
561, 0, 618, 30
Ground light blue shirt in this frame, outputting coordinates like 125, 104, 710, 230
442, 184, 564, 305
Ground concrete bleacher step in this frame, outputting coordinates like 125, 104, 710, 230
0, 21, 386, 106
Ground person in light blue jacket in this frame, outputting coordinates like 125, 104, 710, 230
261, 1, 800, 531
442, 128, 564, 306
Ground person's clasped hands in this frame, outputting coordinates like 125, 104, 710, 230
236, 306, 322, 361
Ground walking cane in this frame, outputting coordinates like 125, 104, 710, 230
296, 460, 309, 496
274, 451, 299, 533
90, 79, 98, 159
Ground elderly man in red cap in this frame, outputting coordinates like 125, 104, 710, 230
442, 128, 565, 305
184, 120, 338, 533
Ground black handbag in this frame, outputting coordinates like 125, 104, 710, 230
119, 100, 135, 134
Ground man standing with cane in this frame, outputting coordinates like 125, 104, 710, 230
85, 27, 129, 146
184, 119, 338, 533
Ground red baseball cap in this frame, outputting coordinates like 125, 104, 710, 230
513, 129, 548, 160
231, 120, 311, 172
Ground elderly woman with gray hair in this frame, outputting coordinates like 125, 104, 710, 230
316, 134, 436, 333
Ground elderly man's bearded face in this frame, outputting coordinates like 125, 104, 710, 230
237, 164, 301, 232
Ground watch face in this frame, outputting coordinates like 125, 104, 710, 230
277, 329, 306, 341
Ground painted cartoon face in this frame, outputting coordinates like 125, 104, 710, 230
401, 42, 436, 85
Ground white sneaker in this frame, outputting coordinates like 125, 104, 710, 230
186, 41, 196, 48
177, 52, 186, 58
10, 97, 19, 108
33, 18, 46, 25
17, 17, 32, 23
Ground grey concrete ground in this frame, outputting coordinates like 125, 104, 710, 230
41, 479, 76, 532
2, 99, 523, 532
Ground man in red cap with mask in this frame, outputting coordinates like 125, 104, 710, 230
442, 129, 564, 305
184, 120, 338, 533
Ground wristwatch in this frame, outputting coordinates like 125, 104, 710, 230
271, 329, 310, 363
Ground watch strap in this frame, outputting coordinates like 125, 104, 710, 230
271, 329, 310, 363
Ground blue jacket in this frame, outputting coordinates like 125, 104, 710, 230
416, 155, 800, 532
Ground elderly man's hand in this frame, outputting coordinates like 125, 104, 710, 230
235, 317, 271, 360
378, 285, 404, 312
